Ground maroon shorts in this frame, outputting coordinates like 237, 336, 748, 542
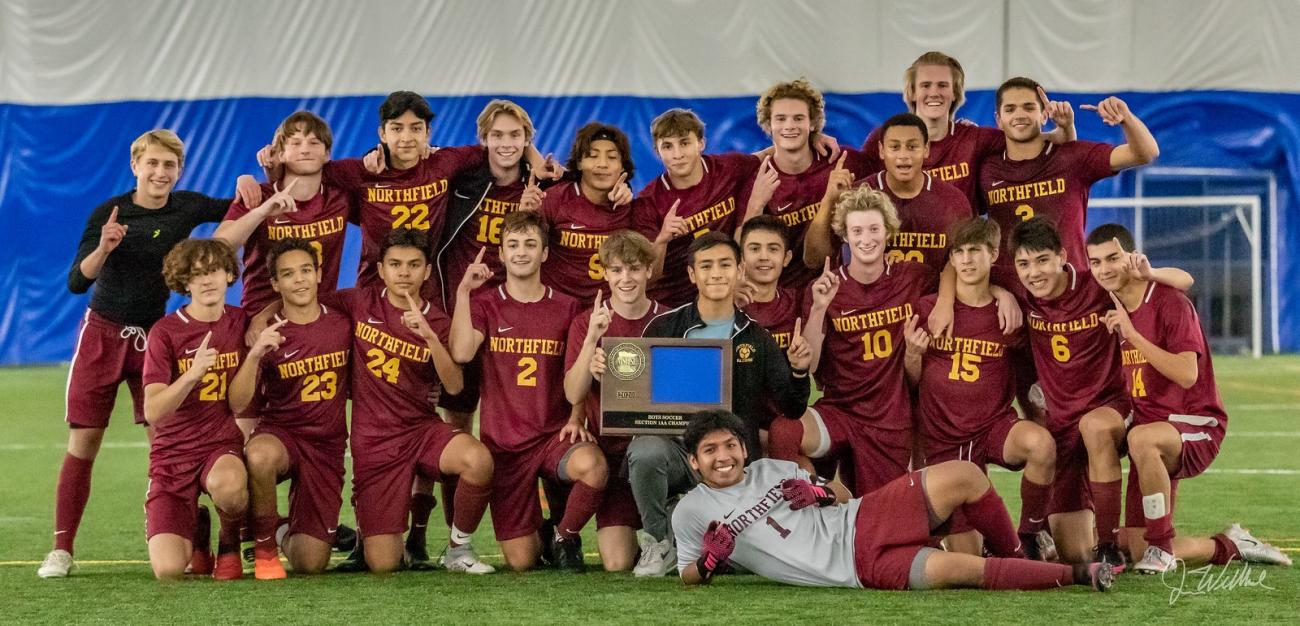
1166, 414, 1225, 480
488, 436, 577, 541
144, 445, 244, 539
924, 415, 1024, 472
438, 353, 481, 414
66, 310, 148, 428
351, 421, 463, 537
809, 401, 912, 496
248, 425, 346, 544
595, 449, 640, 530
853, 470, 932, 590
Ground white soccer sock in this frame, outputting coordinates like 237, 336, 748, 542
449, 525, 473, 547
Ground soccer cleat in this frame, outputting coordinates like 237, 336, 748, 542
334, 541, 369, 573
1224, 523, 1293, 566
537, 518, 558, 569
1085, 561, 1116, 592
632, 533, 677, 578
213, 552, 244, 580
1020, 530, 1058, 562
1133, 545, 1177, 575
1093, 542, 1128, 573
37, 549, 75, 578
254, 551, 287, 580
332, 524, 358, 553
403, 543, 438, 571
552, 533, 586, 573
440, 544, 496, 574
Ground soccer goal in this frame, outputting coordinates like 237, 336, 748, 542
1088, 195, 1263, 358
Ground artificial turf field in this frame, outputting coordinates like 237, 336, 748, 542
2, 357, 1298, 624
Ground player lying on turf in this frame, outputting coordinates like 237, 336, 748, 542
228, 238, 351, 578
672, 410, 1114, 591
564, 230, 667, 571
906, 218, 1057, 559
451, 210, 608, 572
141, 239, 250, 580
1085, 225, 1292, 574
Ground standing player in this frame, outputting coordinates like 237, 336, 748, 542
736, 79, 874, 289
337, 229, 495, 574
216, 112, 351, 314
617, 232, 812, 577
140, 239, 249, 580
538, 122, 637, 300
41, 130, 255, 578
906, 218, 1056, 558
563, 231, 666, 571
228, 239, 350, 578
1085, 226, 1290, 573
859, 51, 1075, 206
982, 77, 1158, 281
768, 188, 934, 496
450, 211, 608, 572
672, 411, 1114, 591
1009, 218, 1192, 564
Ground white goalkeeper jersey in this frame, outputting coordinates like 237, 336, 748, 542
672, 458, 864, 588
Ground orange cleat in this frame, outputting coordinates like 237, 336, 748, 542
254, 549, 286, 580
213, 552, 244, 580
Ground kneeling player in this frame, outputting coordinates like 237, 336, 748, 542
907, 218, 1055, 558
141, 239, 250, 580
1086, 225, 1291, 574
672, 411, 1114, 591
228, 239, 350, 578
451, 210, 608, 572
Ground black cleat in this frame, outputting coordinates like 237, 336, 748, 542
335, 540, 369, 573
403, 543, 437, 571
1077, 561, 1116, 592
1093, 542, 1128, 573
1019, 530, 1058, 561
333, 524, 357, 553
552, 533, 586, 573
537, 519, 559, 569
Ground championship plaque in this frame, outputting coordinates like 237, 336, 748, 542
599, 337, 733, 436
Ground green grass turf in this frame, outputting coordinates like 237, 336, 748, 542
2, 357, 1299, 624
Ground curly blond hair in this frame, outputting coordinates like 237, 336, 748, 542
831, 187, 900, 239
756, 78, 825, 135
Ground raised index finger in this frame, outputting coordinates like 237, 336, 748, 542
474, 246, 487, 264
1111, 236, 1126, 253
1037, 85, 1050, 106
528, 170, 537, 187
268, 318, 289, 331
616, 172, 628, 186
793, 317, 802, 337
834, 151, 847, 170
668, 199, 681, 216
198, 330, 212, 350
403, 290, 420, 312
107, 206, 119, 224
593, 290, 602, 311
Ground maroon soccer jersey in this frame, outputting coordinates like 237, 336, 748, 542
142, 306, 248, 465
252, 304, 351, 442
540, 182, 637, 300
333, 286, 453, 448
471, 285, 582, 452
863, 171, 973, 276
758, 150, 875, 289
1022, 263, 1129, 435
742, 287, 803, 349
980, 140, 1115, 270
1120, 282, 1228, 426
635, 153, 762, 305
564, 301, 666, 442
914, 294, 1020, 446
804, 262, 934, 431
224, 182, 351, 313
324, 145, 486, 293
861, 119, 1005, 205
442, 179, 524, 303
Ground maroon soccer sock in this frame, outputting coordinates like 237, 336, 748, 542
962, 487, 1023, 558
557, 481, 605, 540
766, 417, 804, 463
216, 508, 243, 556
440, 477, 459, 529
1017, 478, 1051, 535
450, 480, 491, 546
1210, 533, 1241, 565
406, 493, 437, 549
1143, 514, 1176, 554
252, 514, 280, 557
53, 453, 94, 554
1089, 480, 1122, 546
982, 557, 1074, 590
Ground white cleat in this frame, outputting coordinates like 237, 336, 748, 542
38, 549, 75, 578
1133, 545, 1178, 575
440, 545, 496, 574
1224, 523, 1293, 566
632, 533, 676, 578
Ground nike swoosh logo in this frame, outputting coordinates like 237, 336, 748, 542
454, 191, 470, 199
374, 183, 393, 188
840, 309, 859, 317
54, 530, 69, 535
991, 180, 1006, 187
256, 536, 273, 543
1029, 517, 1045, 524
1029, 312, 1043, 318
497, 326, 514, 333
723, 509, 736, 519
776, 203, 792, 213
327, 527, 338, 534
367, 318, 384, 324
569, 224, 587, 230
283, 350, 300, 359
273, 217, 292, 224
184, 347, 199, 354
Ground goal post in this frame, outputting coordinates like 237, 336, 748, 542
1088, 195, 1263, 358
